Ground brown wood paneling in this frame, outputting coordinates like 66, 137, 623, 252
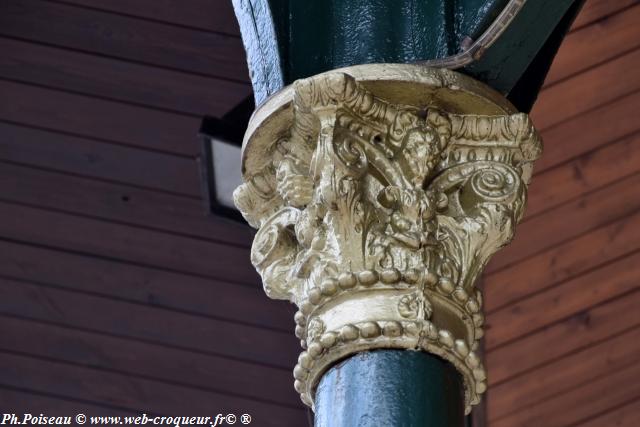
0, 386, 137, 416
485, 212, 640, 313
0, 162, 254, 246
533, 47, 640, 130
488, 326, 640, 421
61, 0, 241, 35
0, 276, 298, 368
0, 239, 292, 331
580, 398, 640, 427
486, 250, 640, 349
0, 37, 251, 116
544, 3, 640, 85
0, 352, 307, 425
0, 0, 249, 81
0, 122, 201, 196
572, 0, 639, 30
491, 360, 640, 427
0, 80, 200, 155
535, 89, 640, 174
485, 5, 640, 423
526, 131, 640, 217
487, 288, 640, 385
0, 202, 259, 284
0, 315, 299, 406
488, 171, 640, 274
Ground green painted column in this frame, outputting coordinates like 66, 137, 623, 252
230, 2, 583, 426
314, 350, 465, 427
232, 0, 582, 109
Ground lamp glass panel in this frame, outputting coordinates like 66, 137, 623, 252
211, 138, 243, 210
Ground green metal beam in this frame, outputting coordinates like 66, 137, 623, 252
503, 0, 586, 111
314, 350, 465, 427
462, 0, 582, 109
232, 0, 582, 108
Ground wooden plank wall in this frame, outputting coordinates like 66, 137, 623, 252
0, 0, 307, 424
485, 0, 640, 425
0, 1, 638, 425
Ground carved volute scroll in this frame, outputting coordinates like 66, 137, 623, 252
234, 64, 542, 413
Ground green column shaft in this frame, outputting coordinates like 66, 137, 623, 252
232, 0, 582, 109
314, 350, 465, 427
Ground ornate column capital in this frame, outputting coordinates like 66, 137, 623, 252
234, 64, 541, 413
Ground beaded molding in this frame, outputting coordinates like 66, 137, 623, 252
294, 269, 484, 348
293, 319, 486, 411
233, 65, 541, 413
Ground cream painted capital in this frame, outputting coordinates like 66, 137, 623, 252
233, 64, 542, 413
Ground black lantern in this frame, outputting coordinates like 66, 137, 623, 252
198, 96, 254, 223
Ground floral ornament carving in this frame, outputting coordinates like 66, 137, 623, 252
397, 293, 432, 319
234, 65, 542, 413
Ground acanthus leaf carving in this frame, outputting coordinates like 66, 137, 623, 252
234, 65, 542, 413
